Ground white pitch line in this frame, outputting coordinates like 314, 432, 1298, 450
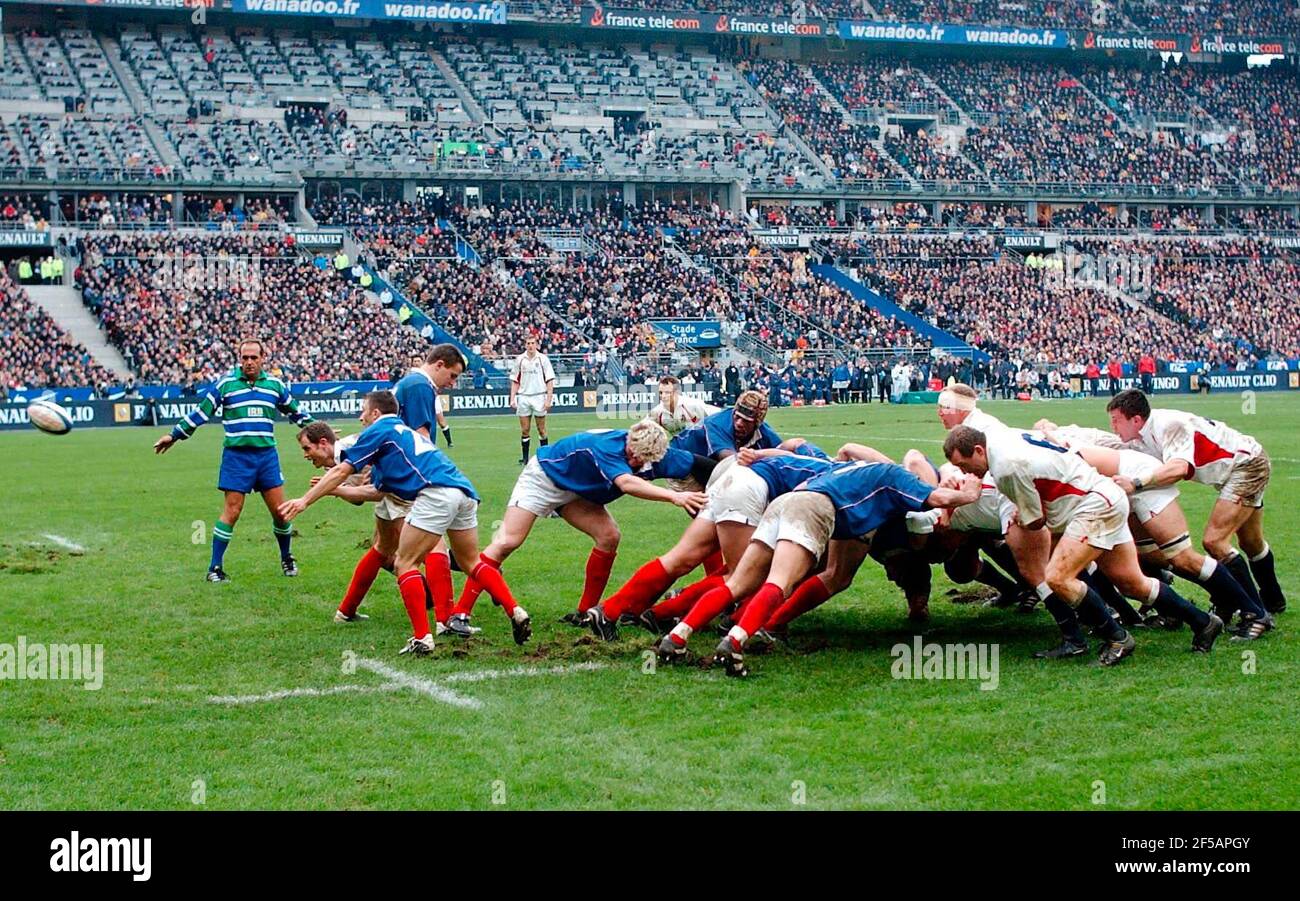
209, 684, 401, 705
355, 658, 483, 710
438, 661, 607, 684
41, 534, 86, 552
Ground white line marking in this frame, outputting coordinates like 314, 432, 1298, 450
41, 534, 85, 552
209, 684, 401, 705
354, 658, 483, 709
207, 659, 609, 710
438, 661, 607, 684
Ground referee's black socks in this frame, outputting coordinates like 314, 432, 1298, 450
441, 426, 453, 447
520, 436, 530, 462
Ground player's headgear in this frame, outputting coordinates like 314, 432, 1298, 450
938, 383, 978, 412
627, 419, 670, 464
734, 390, 769, 423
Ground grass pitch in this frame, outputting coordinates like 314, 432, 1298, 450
1, 393, 1296, 810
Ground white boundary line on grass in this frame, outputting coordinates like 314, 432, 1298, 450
208, 659, 608, 710
41, 534, 86, 552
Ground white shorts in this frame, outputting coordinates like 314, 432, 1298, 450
751, 491, 835, 557
508, 456, 579, 517
704, 457, 770, 527
516, 395, 548, 418
405, 486, 478, 535
1116, 449, 1178, 524
1059, 491, 1133, 551
1218, 452, 1270, 508
951, 491, 1017, 535
374, 494, 413, 522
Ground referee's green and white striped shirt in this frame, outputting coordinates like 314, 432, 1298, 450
170, 369, 314, 448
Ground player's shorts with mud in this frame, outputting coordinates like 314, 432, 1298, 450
702, 456, 770, 526
1059, 490, 1132, 550
515, 395, 548, 418
508, 457, 579, 517
374, 494, 413, 522
1218, 452, 1270, 508
217, 446, 284, 494
405, 486, 478, 535
1116, 449, 1179, 524
751, 491, 835, 557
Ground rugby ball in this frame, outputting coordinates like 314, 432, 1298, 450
27, 399, 74, 435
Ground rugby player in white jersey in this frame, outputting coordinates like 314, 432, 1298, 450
650, 376, 720, 436
944, 425, 1224, 665
1036, 418, 1273, 639
511, 334, 556, 464
1106, 390, 1286, 622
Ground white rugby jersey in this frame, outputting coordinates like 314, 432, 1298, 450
961, 407, 1010, 435
909, 463, 1014, 534
511, 351, 556, 396
1131, 408, 1262, 489
986, 429, 1122, 533
651, 395, 720, 435
333, 432, 360, 464
1051, 424, 1126, 451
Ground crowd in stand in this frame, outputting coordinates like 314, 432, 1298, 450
73, 233, 429, 386
0, 193, 51, 230
0, 266, 118, 393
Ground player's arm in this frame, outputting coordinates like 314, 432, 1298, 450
279, 460, 356, 519
543, 356, 555, 412
331, 483, 386, 505
924, 475, 982, 510
276, 384, 314, 428
155, 384, 219, 453
836, 443, 894, 463
737, 446, 792, 466
1114, 458, 1190, 494
613, 473, 708, 514
509, 361, 520, 406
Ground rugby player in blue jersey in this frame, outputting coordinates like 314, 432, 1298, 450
447, 421, 713, 636
278, 391, 528, 655
657, 460, 983, 676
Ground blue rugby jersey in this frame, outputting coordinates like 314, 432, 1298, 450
340, 414, 477, 502
799, 461, 934, 540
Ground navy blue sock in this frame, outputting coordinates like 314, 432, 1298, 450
1200, 560, 1265, 619
1044, 594, 1086, 644
273, 521, 293, 561
1152, 582, 1210, 629
1247, 547, 1286, 612
1075, 587, 1127, 642
1223, 552, 1264, 610
1084, 568, 1142, 626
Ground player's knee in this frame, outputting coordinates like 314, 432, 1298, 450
1202, 534, 1232, 559
594, 525, 621, 553
1044, 560, 1074, 597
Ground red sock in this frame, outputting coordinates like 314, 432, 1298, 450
651, 574, 725, 620
470, 561, 518, 617
396, 570, 432, 638
578, 547, 617, 613
703, 549, 727, 577
452, 553, 497, 616
339, 547, 385, 617
737, 582, 787, 637
425, 551, 453, 625
767, 576, 832, 629
603, 557, 674, 620
682, 583, 734, 632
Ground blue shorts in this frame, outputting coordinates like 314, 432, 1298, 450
218, 446, 284, 494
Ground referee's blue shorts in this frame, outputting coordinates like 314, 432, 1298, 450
218, 446, 284, 494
